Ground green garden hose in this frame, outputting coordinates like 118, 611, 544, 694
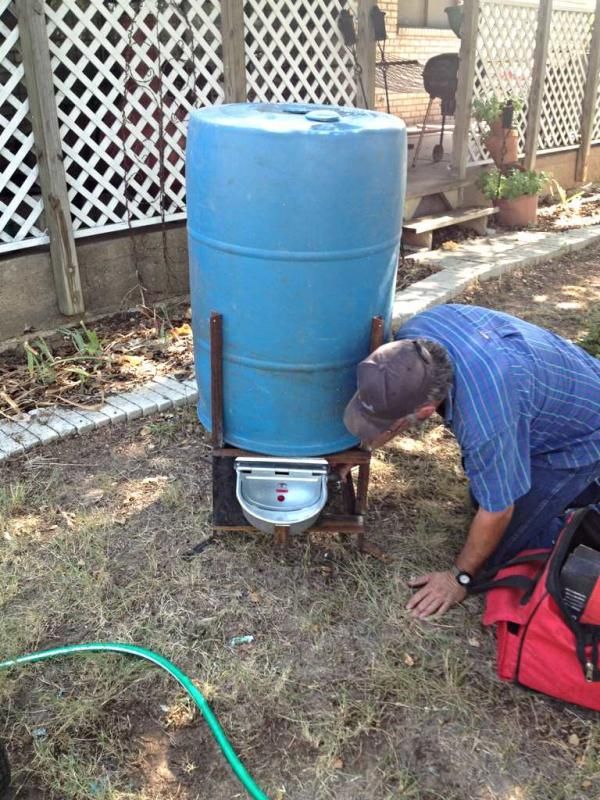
0, 642, 270, 800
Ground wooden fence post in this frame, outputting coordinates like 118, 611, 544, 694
451, 0, 480, 179
356, 0, 376, 109
15, 0, 84, 316
220, 0, 247, 103
575, 0, 600, 184
524, 0, 553, 171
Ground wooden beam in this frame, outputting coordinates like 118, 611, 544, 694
220, 0, 247, 103
274, 525, 289, 548
213, 447, 372, 464
451, 0, 480, 179
356, 0, 376, 109
15, 0, 84, 316
214, 515, 365, 534
576, 0, 600, 183
424, 0, 431, 28
524, 0, 553, 171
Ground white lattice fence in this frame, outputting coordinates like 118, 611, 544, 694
467, 0, 538, 165
591, 59, 600, 145
0, 0, 46, 253
243, 0, 357, 105
1, 0, 361, 255
44, 0, 224, 238
538, 9, 593, 152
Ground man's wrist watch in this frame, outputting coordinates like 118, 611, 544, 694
451, 565, 473, 587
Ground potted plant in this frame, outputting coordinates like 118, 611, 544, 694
472, 95, 523, 166
478, 167, 547, 227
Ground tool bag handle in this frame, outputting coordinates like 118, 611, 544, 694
467, 551, 550, 605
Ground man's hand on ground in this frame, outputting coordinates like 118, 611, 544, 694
406, 571, 467, 618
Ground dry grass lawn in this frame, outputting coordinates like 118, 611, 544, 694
0, 245, 599, 800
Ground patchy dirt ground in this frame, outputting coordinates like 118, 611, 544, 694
0, 246, 599, 800
459, 241, 600, 341
396, 258, 440, 291
534, 192, 600, 232
0, 304, 194, 418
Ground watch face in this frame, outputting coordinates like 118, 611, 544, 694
458, 572, 472, 586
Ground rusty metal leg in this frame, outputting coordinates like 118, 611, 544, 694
345, 315, 382, 553
210, 312, 224, 448
342, 472, 357, 514
370, 315, 385, 353
355, 462, 371, 552
355, 462, 370, 514
274, 525, 289, 549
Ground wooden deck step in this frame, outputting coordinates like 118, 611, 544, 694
404, 206, 497, 234
405, 174, 472, 201
403, 206, 498, 251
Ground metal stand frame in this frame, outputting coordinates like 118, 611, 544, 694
209, 313, 385, 549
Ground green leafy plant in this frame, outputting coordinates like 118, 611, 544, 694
24, 338, 57, 385
472, 95, 524, 127
59, 323, 103, 358
477, 168, 548, 201
24, 324, 106, 388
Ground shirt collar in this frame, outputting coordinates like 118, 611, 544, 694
443, 380, 455, 426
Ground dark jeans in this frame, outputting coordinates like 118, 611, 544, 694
479, 461, 600, 569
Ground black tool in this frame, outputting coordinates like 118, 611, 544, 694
338, 7, 357, 46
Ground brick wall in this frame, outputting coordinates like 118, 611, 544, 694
375, 1, 460, 126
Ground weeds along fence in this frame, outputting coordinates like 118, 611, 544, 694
0, 0, 370, 316
453, 0, 600, 179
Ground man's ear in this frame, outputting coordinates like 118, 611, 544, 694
415, 403, 437, 421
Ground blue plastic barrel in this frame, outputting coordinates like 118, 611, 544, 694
187, 103, 406, 456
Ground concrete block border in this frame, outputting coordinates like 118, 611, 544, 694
1, 224, 599, 464
0, 379, 198, 462
392, 225, 600, 327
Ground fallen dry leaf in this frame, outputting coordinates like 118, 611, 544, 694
360, 540, 392, 563
60, 510, 76, 528
403, 653, 415, 667
117, 354, 143, 367
568, 733, 580, 747
83, 489, 105, 504
170, 323, 192, 338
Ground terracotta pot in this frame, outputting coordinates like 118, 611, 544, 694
495, 194, 538, 227
484, 126, 519, 166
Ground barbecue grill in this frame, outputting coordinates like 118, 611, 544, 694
412, 52, 459, 167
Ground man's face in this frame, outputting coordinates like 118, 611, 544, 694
360, 412, 420, 451
360, 405, 437, 451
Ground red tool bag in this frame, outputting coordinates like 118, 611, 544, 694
471, 506, 600, 710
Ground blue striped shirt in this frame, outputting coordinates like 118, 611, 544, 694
396, 304, 600, 512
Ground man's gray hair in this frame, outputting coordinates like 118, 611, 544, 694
418, 338, 453, 405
